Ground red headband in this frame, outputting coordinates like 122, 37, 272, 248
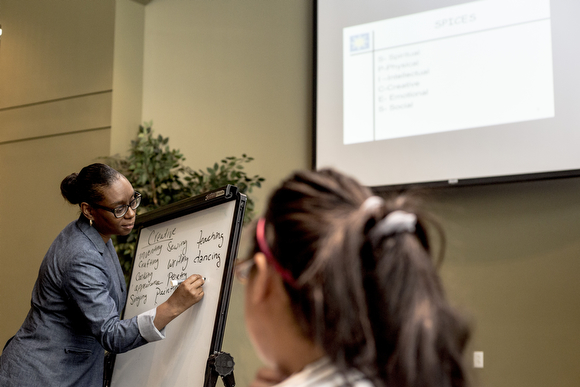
256, 218, 296, 286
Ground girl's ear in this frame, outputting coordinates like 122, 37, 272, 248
249, 252, 272, 304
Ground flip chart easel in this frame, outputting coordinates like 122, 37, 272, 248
105, 185, 246, 387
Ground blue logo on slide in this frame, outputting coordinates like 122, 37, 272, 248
350, 33, 370, 52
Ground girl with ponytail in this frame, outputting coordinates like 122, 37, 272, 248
238, 168, 470, 387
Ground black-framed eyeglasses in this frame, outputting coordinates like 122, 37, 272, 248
91, 191, 141, 218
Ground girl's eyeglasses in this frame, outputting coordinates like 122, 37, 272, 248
234, 258, 255, 284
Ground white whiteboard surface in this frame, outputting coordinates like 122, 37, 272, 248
111, 198, 240, 387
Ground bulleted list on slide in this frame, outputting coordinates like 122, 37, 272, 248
343, 0, 554, 144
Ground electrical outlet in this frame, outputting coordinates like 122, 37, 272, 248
473, 351, 484, 368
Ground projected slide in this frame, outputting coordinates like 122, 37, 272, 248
343, 0, 554, 144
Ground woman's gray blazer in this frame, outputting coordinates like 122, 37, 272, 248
0, 216, 152, 387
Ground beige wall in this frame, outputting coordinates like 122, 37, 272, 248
430, 178, 580, 386
0, 0, 115, 350
137, 1, 313, 383
1, 1, 579, 387
111, 0, 145, 156
139, 0, 313, 213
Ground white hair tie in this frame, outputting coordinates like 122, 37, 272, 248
360, 196, 384, 212
372, 210, 416, 237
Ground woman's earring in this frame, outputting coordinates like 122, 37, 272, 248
90, 219, 93, 227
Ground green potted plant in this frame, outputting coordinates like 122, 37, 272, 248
103, 122, 265, 281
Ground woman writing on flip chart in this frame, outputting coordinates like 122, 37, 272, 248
0, 163, 204, 387
237, 168, 471, 387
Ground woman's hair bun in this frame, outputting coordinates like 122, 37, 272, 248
60, 172, 81, 204
60, 163, 121, 207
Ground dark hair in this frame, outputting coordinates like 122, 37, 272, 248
60, 163, 121, 206
257, 168, 470, 387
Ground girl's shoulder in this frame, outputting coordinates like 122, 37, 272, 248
278, 358, 374, 387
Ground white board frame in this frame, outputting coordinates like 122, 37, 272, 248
106, 185, 246, 387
